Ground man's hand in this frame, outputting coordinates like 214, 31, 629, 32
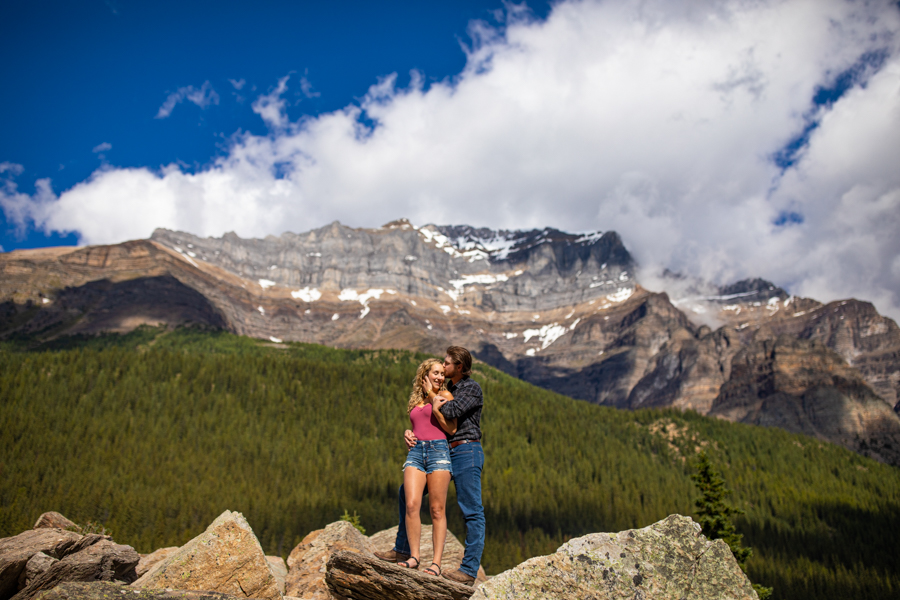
433, 395, 449, 412
404, 429, 417, 449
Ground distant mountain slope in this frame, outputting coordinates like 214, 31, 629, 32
1, 219, 898, 465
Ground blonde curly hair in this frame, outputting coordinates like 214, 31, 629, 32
408, 358, 446, 414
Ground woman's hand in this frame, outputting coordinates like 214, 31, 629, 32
404, 429, 417, 449
431, 395, 457, 436
423, 377, 434, 397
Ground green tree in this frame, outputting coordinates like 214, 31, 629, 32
692, 451, 772, 599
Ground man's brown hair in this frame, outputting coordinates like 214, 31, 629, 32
446, 346, 472, 376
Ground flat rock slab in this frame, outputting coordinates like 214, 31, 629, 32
471, 514, 757, 600
0, 529, 85, 600
132, 511, 280, 600
325, 550, 475, 600
34, 581, 256, 600
12, 539, 140, 600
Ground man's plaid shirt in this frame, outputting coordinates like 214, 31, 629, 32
440, 375, 483, 444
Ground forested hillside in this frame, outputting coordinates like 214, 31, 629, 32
1, 327, 898, 600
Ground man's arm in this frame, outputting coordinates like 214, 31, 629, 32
439, 382, 482, 420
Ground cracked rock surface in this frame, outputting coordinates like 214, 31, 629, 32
471, 515, 757, 600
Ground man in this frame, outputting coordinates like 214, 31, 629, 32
374, 346, 485, 586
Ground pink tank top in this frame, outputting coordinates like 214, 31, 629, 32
410, 404, 448, 441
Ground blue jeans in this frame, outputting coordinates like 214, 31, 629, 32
393, 441, 485, 578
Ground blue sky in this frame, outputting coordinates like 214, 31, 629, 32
1, 0, 550, 249
2, 0, 900, 321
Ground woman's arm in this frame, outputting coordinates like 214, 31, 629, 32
430, 392, 457, 435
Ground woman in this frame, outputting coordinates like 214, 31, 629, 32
398, 358, 457, 576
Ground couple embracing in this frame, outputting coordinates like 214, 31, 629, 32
374, 346, 485, 587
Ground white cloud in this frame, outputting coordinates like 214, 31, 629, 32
4, 0, 900, 320
229, 78, 246, 90
92, 142, 112, 153
155, 81, 220, 119
299, 75, 319, 98
252, 75, 290, 129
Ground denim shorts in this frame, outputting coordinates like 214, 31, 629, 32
403, 439, 453, 475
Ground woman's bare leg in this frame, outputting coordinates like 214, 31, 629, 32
403, 466, 427, 565
425, 470, 452, 573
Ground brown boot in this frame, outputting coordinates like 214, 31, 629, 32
442, 569, 476, 586
374, 549, 410, 563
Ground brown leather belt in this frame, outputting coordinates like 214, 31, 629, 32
450, 439, 479, 449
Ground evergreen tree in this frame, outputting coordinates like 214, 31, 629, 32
692, 451, 772, 599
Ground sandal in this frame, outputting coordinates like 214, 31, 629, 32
398, 557, 420, 569
424, 562, 442, 576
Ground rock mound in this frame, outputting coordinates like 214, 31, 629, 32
133, 511, 280, 600
472, 515, 757, 600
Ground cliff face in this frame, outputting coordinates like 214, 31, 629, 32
709, 335, 900, 465
2, 219, 899, 465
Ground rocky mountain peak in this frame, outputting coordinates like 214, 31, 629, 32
149, 221, 637, 312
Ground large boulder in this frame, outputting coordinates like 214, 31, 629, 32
11, 538, 139, 600
132, 511, 281, 600
284, 521, 371, 599
0, 529, 83, 600
325, 551, 474, 600
472, 515, 757, 600
34, 581, 251, 600
368, 526, 487, 583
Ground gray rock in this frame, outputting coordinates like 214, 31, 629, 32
471, 515, 757, 600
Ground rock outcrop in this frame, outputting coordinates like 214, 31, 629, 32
133, 511, 280, 600
472, 515, 757, 600
325, 551, 475, 600
34, 581, 249, 600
